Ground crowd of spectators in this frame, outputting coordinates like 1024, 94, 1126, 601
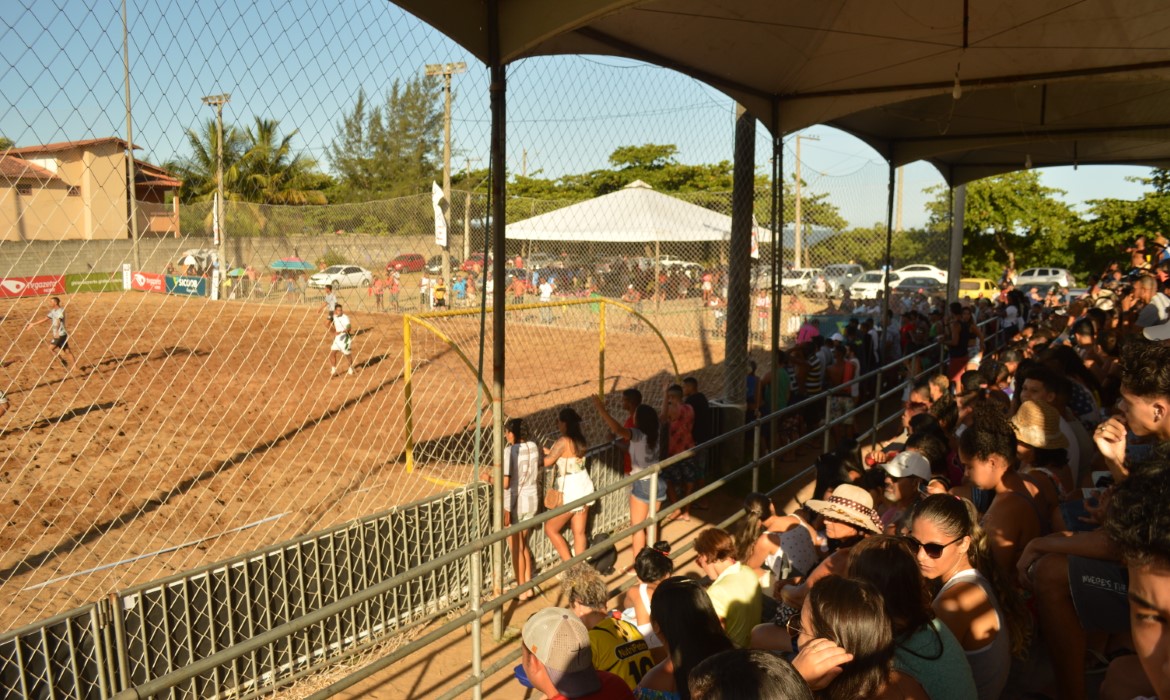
510, 245, 1170, 699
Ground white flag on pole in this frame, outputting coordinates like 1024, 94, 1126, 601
432, 181, 448, 247
750, 224, 760, 260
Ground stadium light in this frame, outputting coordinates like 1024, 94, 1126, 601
201, 93, 231, 297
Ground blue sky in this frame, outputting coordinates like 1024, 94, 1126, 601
2, 0, 1153, 229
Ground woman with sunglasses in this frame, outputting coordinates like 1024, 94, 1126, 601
847, 535, 977, 700
909, 495, 1031, 700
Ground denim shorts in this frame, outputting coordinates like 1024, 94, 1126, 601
631, 477, 667, 503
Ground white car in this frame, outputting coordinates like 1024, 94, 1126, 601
894, 264, 948, 284
781, 268, 824, 293
308, 265, 374, 289
1016, 267, 1076, 288
849, 270, 900, 300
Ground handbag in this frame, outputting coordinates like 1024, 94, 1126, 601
544, 462, 563, 510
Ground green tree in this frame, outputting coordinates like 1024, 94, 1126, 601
327, 77, 443, 200
238, 118, 328, 205
169, 118, 247, 203
1070, 168, 1170, 274
0, 137, 13, 150
925, 171, 1074, 277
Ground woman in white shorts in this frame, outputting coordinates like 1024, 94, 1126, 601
543, 407, 594, 563
489, 418, 541, 599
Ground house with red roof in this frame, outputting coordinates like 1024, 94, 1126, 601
1, 137, 181, 241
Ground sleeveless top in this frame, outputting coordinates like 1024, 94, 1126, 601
949, 321, 972, 359
621, 583, 663, 649
938, 569, 1012, 700
894, 618, 978, 700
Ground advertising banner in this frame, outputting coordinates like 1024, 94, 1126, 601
130, 271, 166, 293
166, 275, 208, 297
0, 275, 66, 299
122, 263, 132, 290
65, 273, 121, 294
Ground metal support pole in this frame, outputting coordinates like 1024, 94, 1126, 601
947, 185, 966, 303
879, 163, 896, 365
599, 302, 607, 396
751, 424, 760, 492
769, 127, 782, 400
487, 0, 507, 644
822, 393, 833, 454
403, 317, 416, 472
216, 102, 226, 288
724, 104, 755, 471
122, 0, 140, 270
647, 470, 659, 545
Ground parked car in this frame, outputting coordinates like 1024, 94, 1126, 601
461, 253, 493, 272
958, 277, 998, 300
780, 267, 823, 293
1017, 267, 1076, 288
823, 263, 865, 297
308, 265, 374, 289
388, 253, 425, 273
425, 254, 459, 275
894, 276, 945, 295
849, 270, 900, 300
894, 264, 948, 284
526, 252, 559, 268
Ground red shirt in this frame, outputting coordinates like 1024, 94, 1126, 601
550, 670, 634, 700
667, 403, 695, 456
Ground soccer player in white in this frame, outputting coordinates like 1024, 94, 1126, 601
26, 296, 77, 371
329, 303, 354, 377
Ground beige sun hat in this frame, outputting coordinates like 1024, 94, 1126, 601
1011, 400, 1070, 450
804, 483, 882, 534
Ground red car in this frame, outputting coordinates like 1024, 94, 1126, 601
460, 253, 492, 272
388, 253, 425, 273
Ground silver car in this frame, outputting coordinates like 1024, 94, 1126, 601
308, 265, 374, 289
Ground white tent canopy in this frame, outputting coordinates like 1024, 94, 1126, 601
506, 179, 780, 243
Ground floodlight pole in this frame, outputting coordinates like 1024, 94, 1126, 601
426, 62, 467, 288
122, 0, 140, 270
793, 133, 819, 268
202, 93, 230, 297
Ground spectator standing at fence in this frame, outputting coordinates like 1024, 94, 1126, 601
544, 407, 594, 564
370, 274, 385, 312
825, 343, 856, 444
565, 564, 655, 691
682, 377, 711, 506
511, 274, 527, 305
540, 277, 555, 323
320, 285, 338, 330
520, 608, 635, 699
388, 271, 401, 312
485, 418, 540, 600
26, 296, 77, 372
432, 277, 448, 309
660, 384, 699, 523
593, 394, 662, 557
418, 274, 430, 308
328, 304, 355, 377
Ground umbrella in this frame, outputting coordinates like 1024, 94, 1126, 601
179, 255, 200, 266
269, 257, 315, 271
227, 268, 246, 277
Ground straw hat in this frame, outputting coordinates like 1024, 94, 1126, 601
1011, 400, 1069, 449
805, 483, 882, 534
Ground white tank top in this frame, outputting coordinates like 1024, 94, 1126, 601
937, 569, 1011, 700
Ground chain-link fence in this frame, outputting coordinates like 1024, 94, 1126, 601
0, 0, 952, 643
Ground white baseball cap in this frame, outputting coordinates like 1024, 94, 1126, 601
882, 451, 931, 480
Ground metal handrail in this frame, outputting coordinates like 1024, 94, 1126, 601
112, 317, 1004, 700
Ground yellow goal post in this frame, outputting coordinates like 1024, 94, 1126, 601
401, 297, 681, 472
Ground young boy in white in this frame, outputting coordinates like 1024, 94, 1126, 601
329, 304, 354, 376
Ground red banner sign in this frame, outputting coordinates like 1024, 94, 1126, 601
0, 275, 66, 299
130, 271, 165, 293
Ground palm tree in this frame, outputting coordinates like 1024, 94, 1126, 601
171, 118, 246, 203
238, 118, 327, 205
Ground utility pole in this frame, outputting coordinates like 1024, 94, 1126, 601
463, 156, 481, 261
202, 93, 230, 298
122, 0, 140, 269
793, 133, 819, 268
425, 62, 466, 286
521, 148, 527, 178
895, 165, 905, 232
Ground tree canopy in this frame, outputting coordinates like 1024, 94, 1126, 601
327, 78, 444, 201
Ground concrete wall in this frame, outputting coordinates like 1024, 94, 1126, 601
0, 233, 449, 278
0, 179, 85, 242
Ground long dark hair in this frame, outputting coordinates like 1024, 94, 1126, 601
910, 495, 1031, 656
806, 576, 894, 700
731, 493, 772, 563
634, 541, 673, 583
846, 536, 933, 640
650, 577, 735, 700
634, 403, 659, 452
558, 407, 587, 456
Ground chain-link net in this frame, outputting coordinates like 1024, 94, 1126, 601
0, 0, 952, 663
